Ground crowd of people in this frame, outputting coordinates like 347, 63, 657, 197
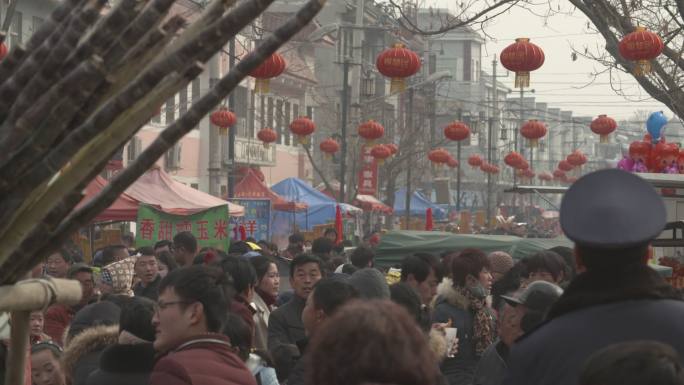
3, 169, 684, 385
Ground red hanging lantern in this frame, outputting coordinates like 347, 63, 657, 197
210, 106, 237, 136
567, 150, 587, 167
444, 121, 470, 142
249, 52, 286, 93
618, 26, 664, 76
428, 148, 450, 166
500, 38, 545, 88
370, 144, 392, 164
386, 143, 399, 157
358, 120, 385, 144
447, 156, 459, 169
590, 115, 618, 143
558, 160, 573, 172
376, 43, 421, 94
490, 164, 500, 174
467, 154, 483, 168
504, 151, 525, 169
0, 42, 7, 61
538, 172, 553, 182
517, 159, 529, 171
289, 116, 316, 145
320, 138, 340, 159
257, 128, 278, 148
520, 119, 547, 148
553, 169, 566, 180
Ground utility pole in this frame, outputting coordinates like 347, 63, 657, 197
488, 55, 499, 228
455, 109, 463, 212
208, 55, 221, 196
404, 87, 414, 230
227, 37, 236, 199
339, 58, 350, 203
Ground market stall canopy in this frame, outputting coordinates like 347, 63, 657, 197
126, 166, 244, 216
392, 188, 447, 220
77, 176, 139, 222
271, 177, 361, 230
373, 230, 671, 277
78, 166, 244, 222
355, 194, 393, 214
232, 169, 307, 212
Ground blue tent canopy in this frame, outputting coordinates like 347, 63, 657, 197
392, 188, 447, 220
271, 178, 360, 231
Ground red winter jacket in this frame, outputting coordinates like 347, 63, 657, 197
149, 334, 257, 385
44, 303, 75, 345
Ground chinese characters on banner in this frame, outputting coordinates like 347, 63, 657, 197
228, 199, 271, 241
136, 204, 231, 250
357, 144, 378, 196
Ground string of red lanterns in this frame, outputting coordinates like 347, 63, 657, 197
520, 120, 547, 148
500, 38, 545, 88
376, 43, 421, 94
590, 115, 618, 143
618, 26, 663, 76
249, 52, 286, 93
257, 128, 277, 148
209, 106, 236, 136
319, 138, 340, 159
358, 120, 385, 144
289, 116, 316, 144
370, 144, 391, 164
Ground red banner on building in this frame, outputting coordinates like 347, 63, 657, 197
357, 144, 378, 196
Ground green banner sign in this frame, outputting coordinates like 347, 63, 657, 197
136, 204, 231, 250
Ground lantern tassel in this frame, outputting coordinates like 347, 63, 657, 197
390, 78, 406, 94
600, 134, 609, 144
634, 60, 651, 76
219, 127, 228, 136
263, 142, 270, 149
255, 79, 271, 94
514, 71, 530, 88
528, 138, 538, 148
297, 135, 310, 145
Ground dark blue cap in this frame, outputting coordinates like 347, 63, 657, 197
560, 169, 666, 249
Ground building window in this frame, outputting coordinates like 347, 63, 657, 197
179, 85, 188, 116
10, 11, 22, 46
32, 16, 43, 34
284, 101, 291, 146
275, 99, 283, 145
165, 96, 175, 125
191, 78, 200, 129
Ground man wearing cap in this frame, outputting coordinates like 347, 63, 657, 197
503, 169, 684, 385
474, 281, 563, 385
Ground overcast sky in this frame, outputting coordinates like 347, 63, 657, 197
428, 1, 672, 122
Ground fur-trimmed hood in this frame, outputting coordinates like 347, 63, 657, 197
63, 324, 119, 384
435, 277, 470, 310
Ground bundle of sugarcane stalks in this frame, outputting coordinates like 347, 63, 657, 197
0, 0, 325, 284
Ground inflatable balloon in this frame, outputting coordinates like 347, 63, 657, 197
617, 156, 634, 171
647, 111, 668, 144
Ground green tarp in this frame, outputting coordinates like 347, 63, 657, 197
374, 230, 672, 277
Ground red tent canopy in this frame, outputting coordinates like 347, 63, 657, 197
77, 176, 139, 222
354, 194, 393, 214
233, 169, 307, 212
78, 166, 244, 222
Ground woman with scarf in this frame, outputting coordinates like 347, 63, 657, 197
249, 255, 280, 352
433, 249, 495, 385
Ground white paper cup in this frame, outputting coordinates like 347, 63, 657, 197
445, 327, 458, 357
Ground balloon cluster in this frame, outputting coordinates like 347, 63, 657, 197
617, 112, 679, 173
